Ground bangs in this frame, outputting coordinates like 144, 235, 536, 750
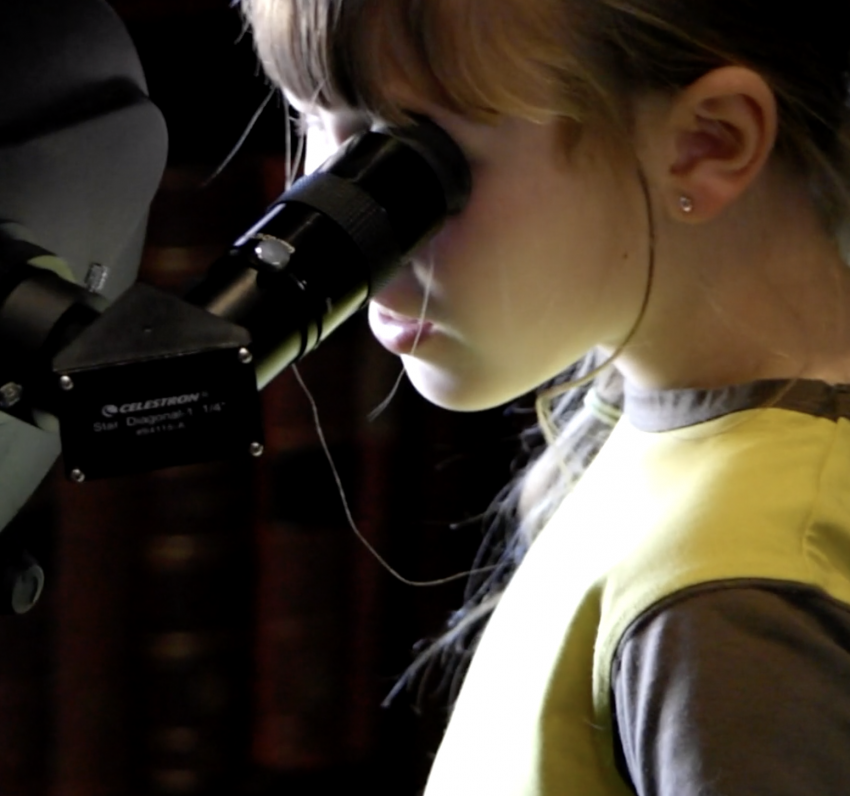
241, 0, 603, 124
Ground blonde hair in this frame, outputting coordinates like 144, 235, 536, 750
243, 0, 850, 223
241, 0, 850, 695
241, 0, 610, 125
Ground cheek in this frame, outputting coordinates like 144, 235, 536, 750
426, 169, 636, 354
429, 171, 576, 306
429, 171, 528, 276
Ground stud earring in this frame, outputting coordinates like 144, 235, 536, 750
679, 195, 694, 214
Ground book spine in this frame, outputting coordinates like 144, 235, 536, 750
138, 463, 253, 795
51, 474, 141, 796
135, 160, 262, 794
251, 348, 356, 771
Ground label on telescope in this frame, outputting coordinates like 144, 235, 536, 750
56, 348, 263, 480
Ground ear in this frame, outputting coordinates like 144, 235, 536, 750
643, 66, 778, 222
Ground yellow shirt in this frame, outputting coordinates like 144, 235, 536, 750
424, 390, 850, 795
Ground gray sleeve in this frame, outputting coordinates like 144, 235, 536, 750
611, 584, 850, 796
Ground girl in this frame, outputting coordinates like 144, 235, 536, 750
242, 1, 850, 794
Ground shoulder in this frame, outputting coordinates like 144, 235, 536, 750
593, 406, 850, 665
585, 405, 850, 739
612, 583, 850, 796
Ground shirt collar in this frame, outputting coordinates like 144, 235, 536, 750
623, 379, 850, 432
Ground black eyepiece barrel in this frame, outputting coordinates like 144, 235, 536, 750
186, 118, 471, 387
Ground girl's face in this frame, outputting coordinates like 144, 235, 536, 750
303, 100, 651, 410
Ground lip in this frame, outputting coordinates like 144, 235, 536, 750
369, 304, 435, 355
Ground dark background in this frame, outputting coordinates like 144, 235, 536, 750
0, 2, 528, 794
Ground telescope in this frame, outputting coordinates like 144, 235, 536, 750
0, 0, 470, 612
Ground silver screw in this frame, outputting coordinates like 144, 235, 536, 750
250, 442, 264, 458
70, 469, 86, 483
11, 557, 45, 615
0, 382, 23, 409
84, 262, 109, 293
238, 347, 253, 365
59, 375, 74, 391
253, 237, 294, 269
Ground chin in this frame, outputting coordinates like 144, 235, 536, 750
402, 357, 522, 412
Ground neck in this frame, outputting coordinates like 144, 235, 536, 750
611, 167, 850, 390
